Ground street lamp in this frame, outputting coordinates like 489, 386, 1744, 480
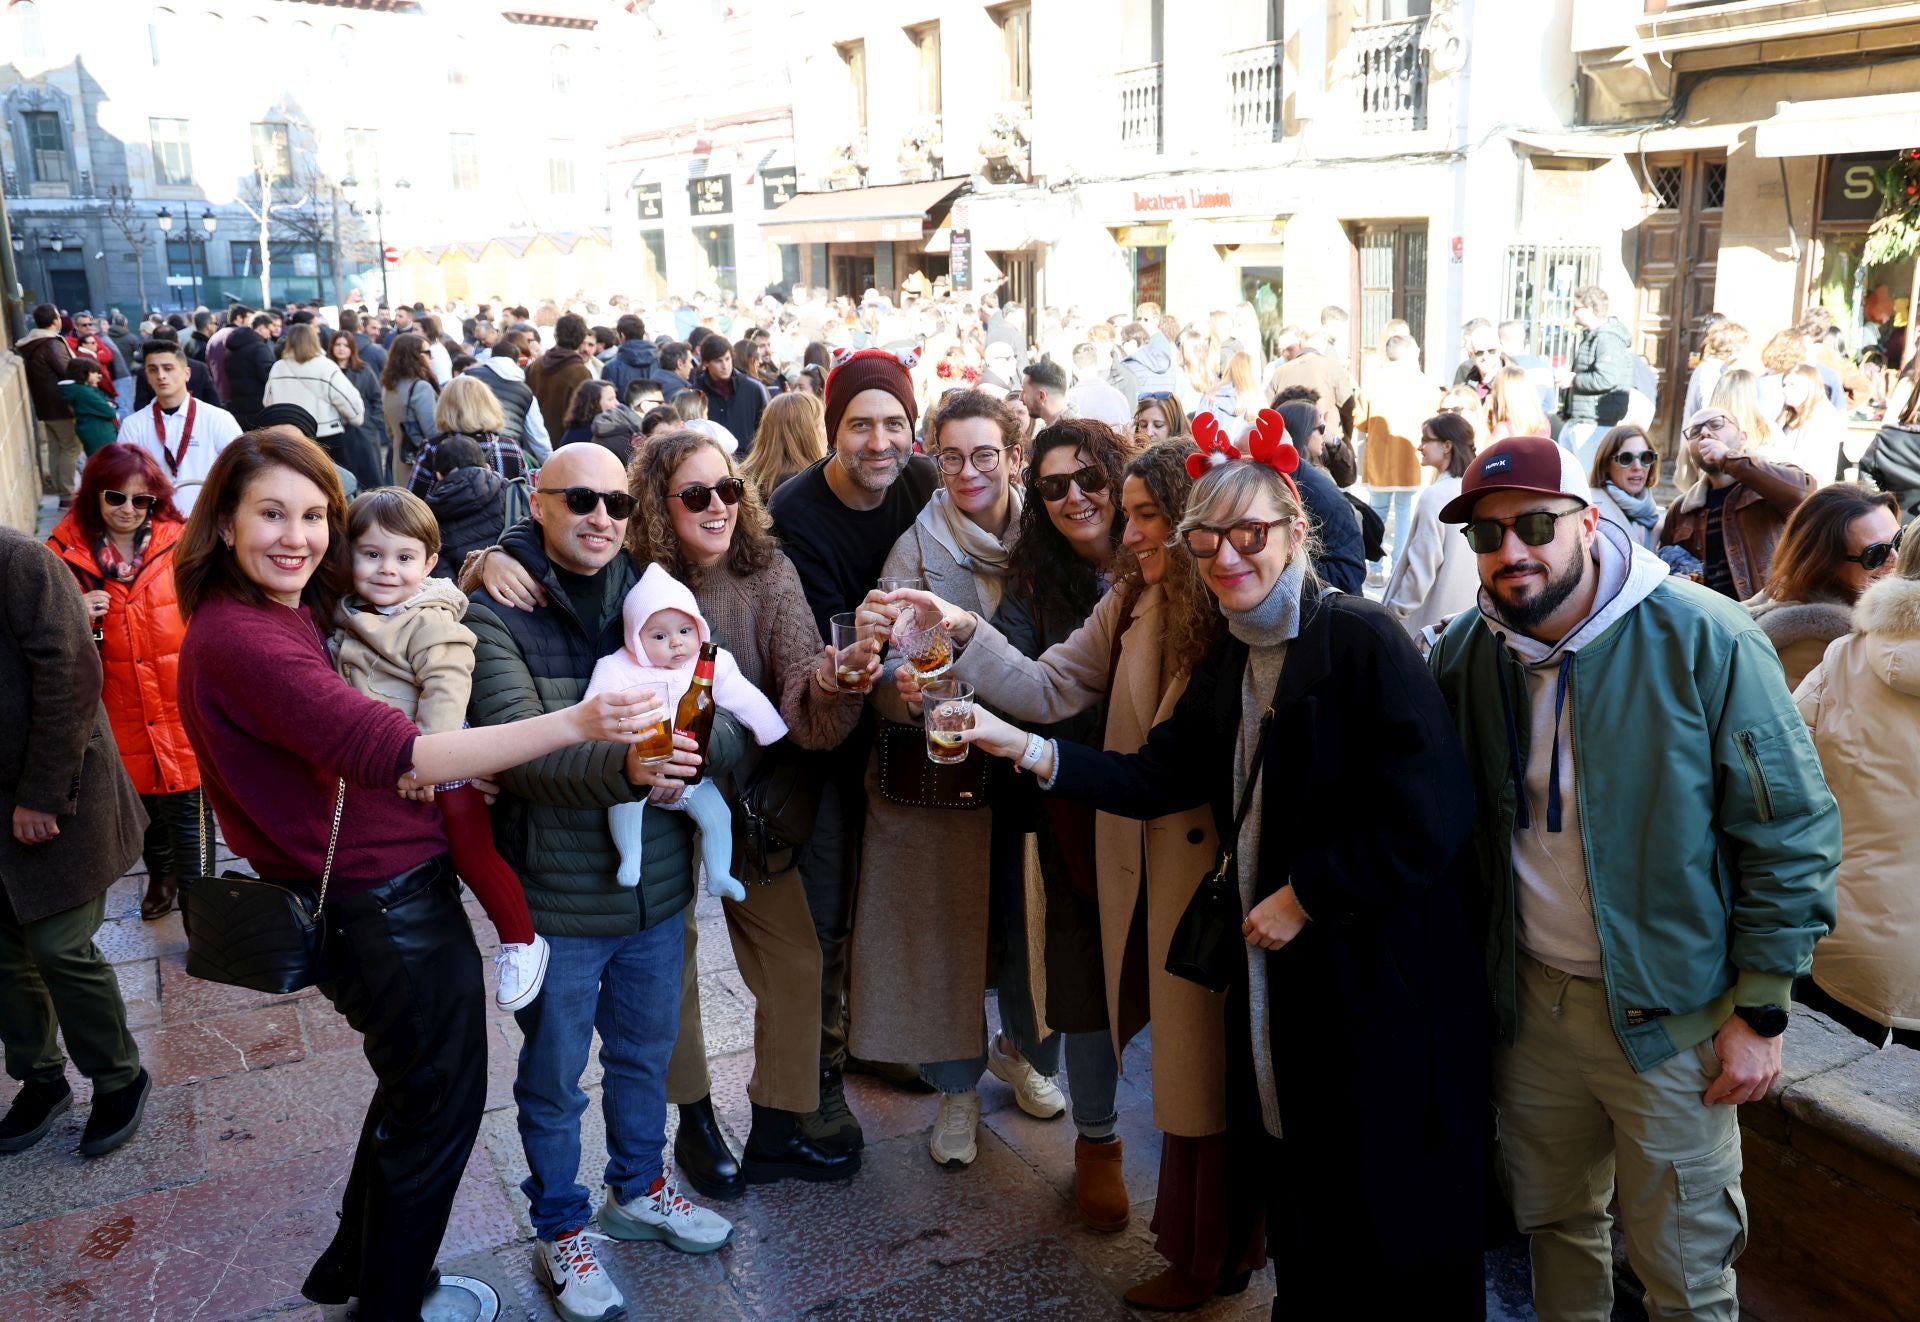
344, 176, 409, 309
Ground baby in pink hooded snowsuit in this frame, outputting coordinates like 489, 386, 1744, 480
585, 563, 787, 901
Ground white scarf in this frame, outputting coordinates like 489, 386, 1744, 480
916, 486, 1023, 617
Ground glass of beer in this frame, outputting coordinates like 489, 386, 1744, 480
895, 613, 954, 682
830, 612, 878, 692
630, 682, 675, 764
923, 680, 975, 765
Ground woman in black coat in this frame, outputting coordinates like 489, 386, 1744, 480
961, 444, 1491, 1319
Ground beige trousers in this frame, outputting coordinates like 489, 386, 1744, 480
665, 872, 824, 1114
40, 419, 82, 496
1496, 957, 1749, 1321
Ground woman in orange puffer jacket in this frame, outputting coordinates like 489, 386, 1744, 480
46, 444, 203, 919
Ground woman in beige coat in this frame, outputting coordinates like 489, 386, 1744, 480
1793, 523, 1920, 1050
891, 439, 1264, 1312
845, 389, 1048, 1171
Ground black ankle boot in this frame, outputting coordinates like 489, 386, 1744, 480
744, 1102, 860, 1185
79, 1068, 151, 1157
0, 1077, 72, 1154
673, 1096, 744, 1200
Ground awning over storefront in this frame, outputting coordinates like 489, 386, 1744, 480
761, 178, 968, 245
1506, 124, 1745, 158
1754, 93, 1920, 158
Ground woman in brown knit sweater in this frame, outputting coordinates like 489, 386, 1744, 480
477, 428, 876, 1193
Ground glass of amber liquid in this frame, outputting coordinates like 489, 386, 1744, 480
923, 680, 975, 765
895, 613, 954, 682
630, 682, 675, 765
830, 612, 878, 692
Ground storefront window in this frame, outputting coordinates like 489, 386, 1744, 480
1356, 223, 1426, 358
1131, 245, 1165, 314
1239, 265, 1282, 356
638, 229, 667, 301
1811, 151, 1913, 370
694, 225, 736, 296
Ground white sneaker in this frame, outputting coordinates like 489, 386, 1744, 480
534, 1227, 624, 1322
928, 1090, 981, 1168
986, 1038, 1066, 1120
598, 1176, 733, 1253
495, 934, 550, 1012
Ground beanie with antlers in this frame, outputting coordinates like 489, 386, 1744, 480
824, 346, 921, 443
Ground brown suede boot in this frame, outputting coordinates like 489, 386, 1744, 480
1122, 1265, 1215, 1312
1073, 1136, 1129, 1232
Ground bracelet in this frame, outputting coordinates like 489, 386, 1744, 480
813, 667, 839, 695
1016, 732, 1046, 773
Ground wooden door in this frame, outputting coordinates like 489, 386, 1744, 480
1635, 153, 1724, 459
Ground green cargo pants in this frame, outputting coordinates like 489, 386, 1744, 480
1495, 956, 1749, 1322
0, 892, 141, 1092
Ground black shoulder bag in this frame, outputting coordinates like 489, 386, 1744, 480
179, 779, 344, 994
728, 744, 821, 885
1164, 676, 1284, 993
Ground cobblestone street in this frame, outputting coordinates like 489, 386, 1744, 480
0, 850, 1591, 1321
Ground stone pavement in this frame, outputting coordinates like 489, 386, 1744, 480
0, 847, 1641, 1322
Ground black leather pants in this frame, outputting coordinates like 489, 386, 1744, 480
138, 789, 207, 880
299, 856, 486, 1321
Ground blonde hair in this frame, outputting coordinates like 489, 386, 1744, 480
433, 373, 505, 436
1488, 365, 1549, 436
284, 322, 323, 363
1224, 351, 1259, 419
1703, 321, 1748, 365
1898, 516, 1920, 580
1778, 363, 1829, 432
740, 391, 827, 497
1177, 461, 1321, 593
1759, 330, 1807, 376
1710, 368, 1772, 448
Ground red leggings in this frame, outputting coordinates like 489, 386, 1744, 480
438, 783, 535, 946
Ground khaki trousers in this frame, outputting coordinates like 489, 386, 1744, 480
665, 871, 823, 1113
1496, 957, 1749, 1322
40, 419, 83, 496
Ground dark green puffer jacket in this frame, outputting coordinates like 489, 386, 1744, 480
466, 522, 741, 936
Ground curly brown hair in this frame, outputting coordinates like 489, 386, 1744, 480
1113, 439, 1221, 678
625, 427, 778, 585
1005, 419, 1132, 637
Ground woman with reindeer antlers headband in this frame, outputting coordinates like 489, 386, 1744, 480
955, 409, 1495, 1318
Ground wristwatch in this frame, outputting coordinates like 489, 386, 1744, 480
1734, 1004, 1790, 1038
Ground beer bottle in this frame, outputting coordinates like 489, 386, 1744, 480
674, 642, 719, 785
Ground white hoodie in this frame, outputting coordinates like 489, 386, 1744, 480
1476, 519, 1672, 975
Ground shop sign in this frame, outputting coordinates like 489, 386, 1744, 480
688, 175, 733, 217
1078, 173, 1289, 222
1128, 186, 1237, 214
762, 168, 798, 211
1822, 152, 1895, 224
950, 228, 971, 290
636, 183, 664, 222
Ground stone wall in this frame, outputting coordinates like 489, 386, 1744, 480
0, 352, 41, 532
1739, 1012, 1920, 1321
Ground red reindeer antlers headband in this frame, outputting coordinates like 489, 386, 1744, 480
1186, 410, 1302, 502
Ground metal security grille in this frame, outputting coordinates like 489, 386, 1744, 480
1503, 243, 1602, 364
1702, 161, 1727, 210
1650, 164, 1683, 210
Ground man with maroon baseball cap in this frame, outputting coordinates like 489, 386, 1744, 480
1429, 431, 1838, 1317
763, 347, 939, 1160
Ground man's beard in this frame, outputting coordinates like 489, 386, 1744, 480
1487, 546, 1587, 634
835, 445, 900, 493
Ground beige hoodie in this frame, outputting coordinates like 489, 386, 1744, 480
331, 576, 477, 735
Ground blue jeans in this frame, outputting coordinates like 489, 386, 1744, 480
1367, 488, 1414, 576
513, 918, 684, 1240
113, 377, 134, 420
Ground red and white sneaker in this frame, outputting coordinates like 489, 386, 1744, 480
533, 1226, 623, 1322
598, 1174, 733, 1253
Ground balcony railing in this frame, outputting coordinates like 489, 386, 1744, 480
1117, 63, 1164, 154
1226, 41, 1283, 146
1354, 17, 1428, 133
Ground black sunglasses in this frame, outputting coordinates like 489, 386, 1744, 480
671, 477, 746, 512
1183, 518, 1292, 559
1611, 450, 1658, 468
1461, 507, 1582, 554
1034, 466, 1107, 502
102, 490, 157, 511
540, 486, 635, 519
1844, 538, 1900, 572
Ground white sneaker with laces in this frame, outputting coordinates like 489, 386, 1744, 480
986, 1038, 1066, 1120
534, 1227, 624, 1322
495, 934, 550, 1012
598, 1176, 733, 1253
928, 1089, 981, 1168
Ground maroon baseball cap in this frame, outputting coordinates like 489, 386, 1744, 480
1437, 434, 1591, 524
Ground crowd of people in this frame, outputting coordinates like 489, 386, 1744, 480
3, 273, 1917, 1322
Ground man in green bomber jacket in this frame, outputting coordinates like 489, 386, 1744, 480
1428, 435, 1839, 1322
465, 441, 744, 1322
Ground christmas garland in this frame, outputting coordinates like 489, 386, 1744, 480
1865, 148, 1920, 266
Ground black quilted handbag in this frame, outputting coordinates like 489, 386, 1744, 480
729, 744, 821, 885
179, 779, 344, 994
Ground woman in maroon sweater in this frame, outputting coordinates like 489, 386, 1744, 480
174, 427, 660, 1322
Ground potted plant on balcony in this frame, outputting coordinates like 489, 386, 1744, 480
897, 115, 945, 182
827, 138, 868, 190
978, 104, 1032, 185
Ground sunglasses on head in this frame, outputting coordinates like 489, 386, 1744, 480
102, 490, 157, 511
1611, 450, 1658, 468
1183, 518, 1292, 559
1034, 466, 1107, 502
671, 476, 746, 512
1461, 507, 1583, 554
541, 486, 635, 519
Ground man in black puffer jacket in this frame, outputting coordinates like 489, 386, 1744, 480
464, 442, 743, 1301
424, 436, 512, 578
221, 318, 276, 427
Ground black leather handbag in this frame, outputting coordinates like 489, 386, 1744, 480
1859, 420, 1920, 518
729, 745, 821, 885
874, 717, 989, 810
179, 779, 344, 995
1165, 685, 1281, 993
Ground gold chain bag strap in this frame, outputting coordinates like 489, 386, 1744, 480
179, 778, 345, 994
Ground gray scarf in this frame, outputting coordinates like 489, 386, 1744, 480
1605, 481, 1659, 529
1222, 554, 1307, 648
